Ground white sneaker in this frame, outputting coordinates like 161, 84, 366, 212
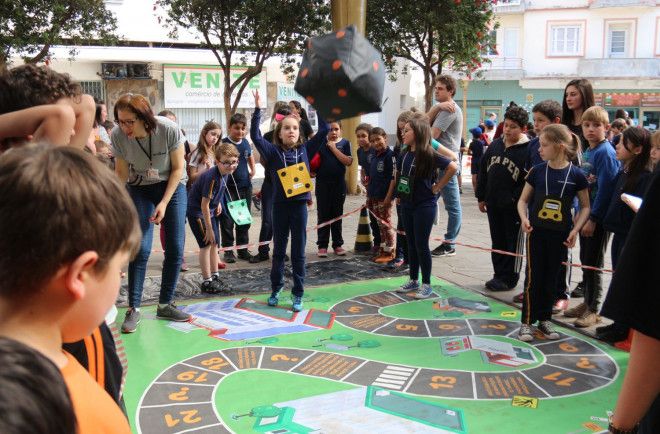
414, 284, 434, 299
518, 324, 534, 342
396, 280, 419, 293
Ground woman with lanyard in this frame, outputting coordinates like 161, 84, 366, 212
111, 94, 190, 333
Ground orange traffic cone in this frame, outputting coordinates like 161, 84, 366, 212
614, 329, 634, 352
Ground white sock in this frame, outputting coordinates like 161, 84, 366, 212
158, 303, 168, 309
204, 277, 212, 282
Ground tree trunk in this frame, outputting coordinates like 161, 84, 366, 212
423, 70, 433, 112
223, 68, 232, 128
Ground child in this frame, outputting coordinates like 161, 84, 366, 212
599, 127, 653, 343
250, 90, 328, 312
0, 145, 139, 433
476, 106, 530, 292
366, 127, 397, 263
468, 126, 485, 192
315, 121, 353, 257
220, 113, 256, 262
563, 106, 619, 327
356, 122, 381, 255
188, 121, 222, 185
650, 131, 660, 170
396, 114, 457, 298
517, 125, 590, 341
0, 337, 76, 434
609, 118, 628, 148
187, 142, 239, 294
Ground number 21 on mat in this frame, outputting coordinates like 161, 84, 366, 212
164, 410, 202, 428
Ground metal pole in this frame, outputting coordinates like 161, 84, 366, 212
331, 0, 367, 195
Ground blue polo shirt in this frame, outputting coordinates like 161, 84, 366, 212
357, 146, 372, 172
222, 137, 252, 189
250, 108, 329, 204
186, 166, 227, 218
316, 138, 352, 182
367, 148, 396, 200
397, 150, 452, 207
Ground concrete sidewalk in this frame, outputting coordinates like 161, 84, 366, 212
137, 173, 613, 337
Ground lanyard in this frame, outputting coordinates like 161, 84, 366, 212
135, 135, 152, 164
545, 162, 572, 198
227, 173, 241, 200
279, 148, 298, 168
402, 152, 415, 177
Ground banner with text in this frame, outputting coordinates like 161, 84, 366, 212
163, 64, 267, 109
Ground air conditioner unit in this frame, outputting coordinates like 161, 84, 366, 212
101, 63, 151, 80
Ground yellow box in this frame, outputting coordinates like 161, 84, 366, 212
277, 162, 313, 198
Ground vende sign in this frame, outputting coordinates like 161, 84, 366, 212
163, 64, 267, 109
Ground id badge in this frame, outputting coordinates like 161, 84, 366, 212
146, 167, 160, 181
397, 175, 412, 199
277, 162, 312, 198
227, 199, 252, 225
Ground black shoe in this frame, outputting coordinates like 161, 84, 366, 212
249, 253, 269, 263
237, 250, 254, 261
485, 278, 510, 291
595, 323, 616, 335
252, 194, 261, 211
224, 251, 236, 264
201, 279, 224, 294
598, 325, 629, 344
571, 282, 585, 298
431, 243, 456, 257
284, 254, 290, 262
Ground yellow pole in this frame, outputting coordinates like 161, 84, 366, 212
331, 0, 366, 195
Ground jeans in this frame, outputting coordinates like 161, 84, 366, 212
271, 201, 307, 297
127, 182, 186, 307
438, 171, 462, 248
401, 203, 436, 284
257, 178, 274, 256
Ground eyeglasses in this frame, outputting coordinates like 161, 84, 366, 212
220, 160, 239, 166
116, 118, 138, 127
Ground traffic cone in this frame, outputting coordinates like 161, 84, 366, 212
354, 206, 373, 254
614, 329, 634, 352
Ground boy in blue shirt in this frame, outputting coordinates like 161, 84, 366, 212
220, 113, 256, 263
563, 106, 620, 327
187, 142, 239, 294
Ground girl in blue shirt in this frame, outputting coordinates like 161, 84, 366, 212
250, 91, 328, 312
517, 124, 591, 342
395, 114, 457, 299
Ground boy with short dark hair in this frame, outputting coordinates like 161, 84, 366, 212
476, 106, 530, 292
526, 100, 563, 171
0, 145, 139, 433
220, 112, 256, 262
563, 106, 619, 327
187, 142, 240, 294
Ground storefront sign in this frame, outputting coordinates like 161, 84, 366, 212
595, 92, 660, 108
163, 64, 267, 109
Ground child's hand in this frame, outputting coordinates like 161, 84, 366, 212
363, 175, 370, 186
252, 90, 261, 109
580, 219, 596, 237
152, 201, 167, 224
326, 140, 337, 150
215, 204, 222, 216
383, 197, 392, 208
564, 230, 578, 248
521, 218, 533, 234
478, 201, 487, 213
204, 229, 216, 246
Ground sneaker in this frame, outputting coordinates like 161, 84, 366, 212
156, 303, 191, 322
431, 243, 456, 257
180, 262, 190, 272
121, 308, 141, 334
574, 310, 601, 328
224, 251, 236, 264
386, 257, 405, 270
518, 324, 534, 342
552, 298, 569, 314
538, 321, 560, 339
268, 288, 282, 306
201, 279, 224, 294
598, 324, 629, 344
374, 252, 395, 264
317, 248, 328, 258
414, 283, 434, 299
252, 194, 261, 211
396, 280, 420, 293
284, 254, 290, 262
291, 295, 303, 312
571, 282, 585, 298
563, 302, 588, 318
237, 250, 254, 261
333, 246, 347, 256
513, 292, 524, 303
249, 253, 269, 264
485, 278, 510, 292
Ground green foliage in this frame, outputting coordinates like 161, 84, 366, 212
156, 0, 331, 123
0, 0, 118, 68
366, 0, 497, 109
